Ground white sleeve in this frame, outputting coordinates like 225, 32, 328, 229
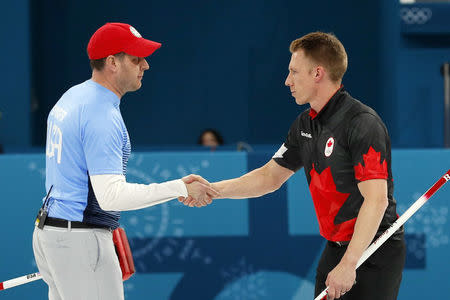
90, 174, 189, 211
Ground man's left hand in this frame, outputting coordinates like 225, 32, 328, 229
325, 260, 356, 299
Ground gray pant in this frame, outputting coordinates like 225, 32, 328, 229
33, 225, 124, 300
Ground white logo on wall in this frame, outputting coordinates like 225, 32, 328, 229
400, 7, 432, 25
123, 155, 213, 269
218, 257, 267, 300
398, 192, 448, 259
324, 137, 335, 157
28, 162, 46, 179
129, 26, 142, 38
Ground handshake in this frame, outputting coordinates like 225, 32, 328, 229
179, 174, 219, 207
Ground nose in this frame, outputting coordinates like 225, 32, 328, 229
285, 73, 292, 87
142, 58, 149, 71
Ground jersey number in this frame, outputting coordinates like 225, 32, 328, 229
46, 121, 63, 164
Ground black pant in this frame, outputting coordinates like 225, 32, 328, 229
315, 235, 406, 300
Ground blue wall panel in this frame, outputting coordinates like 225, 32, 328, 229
29, 0, 381, 147
0, 1, 31, 147
380, 0, 450, 147
0, 150, 449, 299
2, 1, 449, 150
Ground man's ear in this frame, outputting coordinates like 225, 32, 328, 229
105, 55, 119, 72
314, 66, 326, 82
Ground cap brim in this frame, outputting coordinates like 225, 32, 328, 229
124, 38, 162, 58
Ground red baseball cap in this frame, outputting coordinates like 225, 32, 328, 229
87, 22, 162, 60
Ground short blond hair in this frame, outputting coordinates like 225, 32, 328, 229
290, 32, 348, 82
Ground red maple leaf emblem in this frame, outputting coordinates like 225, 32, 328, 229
309, 166, 355, 241
327, 140, 333, 147
353, 146, 388, 181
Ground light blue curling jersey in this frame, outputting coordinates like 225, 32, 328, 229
45, 79, 131, 229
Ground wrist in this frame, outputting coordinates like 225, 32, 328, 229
341, 252, 359, 268
177, 179, 189, 198
211, 183, 222, 198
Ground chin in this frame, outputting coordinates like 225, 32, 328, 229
132, 82, 142, 91
295, 98, 306, 106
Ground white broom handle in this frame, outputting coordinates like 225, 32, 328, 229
0, 272, 42, 290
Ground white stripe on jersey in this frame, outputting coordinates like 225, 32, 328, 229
273, 144, 288, 159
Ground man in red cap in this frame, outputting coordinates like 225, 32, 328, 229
33, 22, 217, 300
87, 22, 162, 96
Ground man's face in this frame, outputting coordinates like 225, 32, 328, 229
285, 50, 316, 106
116, 54, 150, 93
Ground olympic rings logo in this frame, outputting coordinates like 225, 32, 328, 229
400, 7, 432, 25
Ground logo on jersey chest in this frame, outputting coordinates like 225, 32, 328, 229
301, 130, 312, 138
324, 137, 335, 157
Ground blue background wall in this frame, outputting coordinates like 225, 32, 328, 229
0, 1, 31, 148
2, 0, 449, 150
382, 1, 450, 147
28, 0, 380, 147
0, 150, 449, 299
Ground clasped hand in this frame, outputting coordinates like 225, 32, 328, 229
178, 174, 218, 207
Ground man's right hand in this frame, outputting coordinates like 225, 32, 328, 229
181, 174, 219, 207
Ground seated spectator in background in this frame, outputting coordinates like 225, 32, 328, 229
198, 128, 224, 147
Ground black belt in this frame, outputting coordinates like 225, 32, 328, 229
44, 217, 111, 230
328, 240, 350, 247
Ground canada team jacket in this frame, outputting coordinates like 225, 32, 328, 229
273, 87, 402, 242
